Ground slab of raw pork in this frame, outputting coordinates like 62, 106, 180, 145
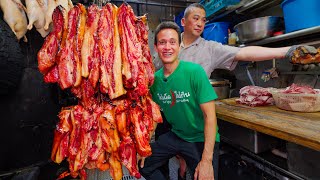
236, 86, 274, 106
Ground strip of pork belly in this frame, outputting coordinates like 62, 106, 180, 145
51, 107, 72, 163
68, 105, 83, 159
98, 3, 126, 99
138, 97, 153, 132
77, 107, 104, 169
81, 5, 100, 78
119, 136, 141, 179
73, 3, 87, 86
74, 3, 87, 86
136, 16, 155, 86
79, 4, 99, 89
146, 95, 163, 123
38, 7, 63, 74
118, 4, 141, 89
119, 7, 149, 99
44, 65, 59, 83
109, 153, 123, 180
76, 3, 87, 55
113, 98, 131, 137
130, 105, 152, 157
99, 102, 120, 153
87, 37, 100, 89
58, 6, 83, 89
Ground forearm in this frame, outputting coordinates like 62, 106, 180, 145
235, 46, 290, 61
199, 101, 217, 162
202, 115, 216, 162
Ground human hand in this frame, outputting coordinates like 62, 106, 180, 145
194, 159, 214, 180
137, 154, 146, 168
286, 45, 319, 64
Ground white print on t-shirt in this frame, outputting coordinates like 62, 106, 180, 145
157, 90, 190, 106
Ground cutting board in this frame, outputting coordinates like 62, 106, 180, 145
215, 98, 320, 151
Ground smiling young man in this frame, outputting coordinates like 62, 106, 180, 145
139, 21, 219, 180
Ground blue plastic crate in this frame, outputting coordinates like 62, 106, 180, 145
200, 0, 240, 17
174, 11, 185, 32
203, 22, 230, 44
281, 0, 320, 33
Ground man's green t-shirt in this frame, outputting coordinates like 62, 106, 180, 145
150, 61, 220, 142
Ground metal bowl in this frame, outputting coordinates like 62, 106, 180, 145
234, 16, 283, 43
209, 79, 231, 100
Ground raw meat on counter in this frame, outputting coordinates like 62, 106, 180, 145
38, 3, 161, 180
281, 83, 320, 94
271, 84, 320, 112
236, 86, 275, 106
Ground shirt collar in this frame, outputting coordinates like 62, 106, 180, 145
180, 32, 203, 48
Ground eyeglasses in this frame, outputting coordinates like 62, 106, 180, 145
157, 40, 178, 46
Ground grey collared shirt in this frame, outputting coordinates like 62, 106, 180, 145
153, 34, 240, 77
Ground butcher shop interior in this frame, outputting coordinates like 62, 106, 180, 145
0, 0, 320, 180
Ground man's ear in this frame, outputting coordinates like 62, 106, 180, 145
181, 18, 185, 27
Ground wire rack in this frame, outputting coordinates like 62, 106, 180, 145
86, 166, 145, 180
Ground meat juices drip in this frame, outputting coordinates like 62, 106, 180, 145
38, 3, 163, 180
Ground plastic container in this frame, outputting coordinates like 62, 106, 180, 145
203, 22, 230, 44
271, 89, 320, 112
174, 11, 184, 32
200, 0, 240, 17
281, 0, 320, 33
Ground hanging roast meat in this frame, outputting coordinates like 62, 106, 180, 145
58, 5, 82, 89
81, 4, 100, 79
98, 3, 126, 99
136, 16, 155, 87
38, 6, 64, 77
42, 3, 163, 180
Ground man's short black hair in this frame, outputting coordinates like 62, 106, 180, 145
154, 21, 181, 45
183, 3, 205, 18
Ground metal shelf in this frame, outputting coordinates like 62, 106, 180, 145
281, 71, 320, 75
235, 0, 282, 14
208, 0, 282, 21
240, 26, 320, 47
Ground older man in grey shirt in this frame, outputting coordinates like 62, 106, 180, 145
153, 32, 239, 76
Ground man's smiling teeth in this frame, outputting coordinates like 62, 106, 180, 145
163, 52, 172, 57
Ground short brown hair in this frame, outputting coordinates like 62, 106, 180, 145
184, 3, 205, 18
154, 21, 181, 45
